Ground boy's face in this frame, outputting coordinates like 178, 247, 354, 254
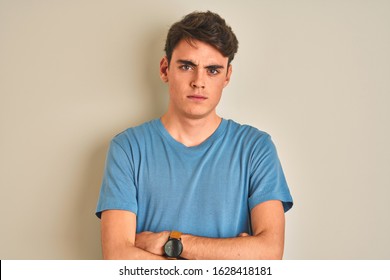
160, 39, 232, 120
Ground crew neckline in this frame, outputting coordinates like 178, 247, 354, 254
153, 118, 228, 152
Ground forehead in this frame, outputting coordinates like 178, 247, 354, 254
171, 39, 228, 64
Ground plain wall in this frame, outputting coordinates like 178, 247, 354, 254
1, 0, 389, 259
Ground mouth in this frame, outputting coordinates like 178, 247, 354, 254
187, 95, 208, 101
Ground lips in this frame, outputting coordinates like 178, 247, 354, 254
187, 95, 207, 101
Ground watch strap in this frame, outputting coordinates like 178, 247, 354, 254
169, 230, 182, 240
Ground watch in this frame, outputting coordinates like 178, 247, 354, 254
164, 231, 183, 258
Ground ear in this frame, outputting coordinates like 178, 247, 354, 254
224, 64, 232, 88
160, 56, 169, 83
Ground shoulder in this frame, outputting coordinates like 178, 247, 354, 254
224, 119, 271, 145
110, 119, 159, 150
223, 119, 280, 162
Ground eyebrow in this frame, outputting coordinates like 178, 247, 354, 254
177, 59, 197, 67
176, 59, 225, 69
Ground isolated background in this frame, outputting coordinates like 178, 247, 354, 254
1, 0, 389, 259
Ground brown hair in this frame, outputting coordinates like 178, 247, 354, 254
164, 11, 239, 65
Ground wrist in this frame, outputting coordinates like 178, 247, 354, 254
180, 233, 193, 260
164, 231, 184, 259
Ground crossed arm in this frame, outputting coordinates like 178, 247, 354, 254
100, 200, 285, 260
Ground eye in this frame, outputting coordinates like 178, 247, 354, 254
179, 64, 193, 71
208, 68, 220, 75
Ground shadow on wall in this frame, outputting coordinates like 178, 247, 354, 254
73, 143, 108, 259
140, 27, 170, 119
67, 27, 168, 259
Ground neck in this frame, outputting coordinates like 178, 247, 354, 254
160, 113, 222, 147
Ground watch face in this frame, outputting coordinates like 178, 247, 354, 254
164, 239, 183, 258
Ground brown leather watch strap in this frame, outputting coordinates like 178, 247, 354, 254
170, 230, 182, 240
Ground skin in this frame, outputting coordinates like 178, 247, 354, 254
159, 39, 232, 146
100, 39, 286, 259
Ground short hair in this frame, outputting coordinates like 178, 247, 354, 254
164, 11, 239, 65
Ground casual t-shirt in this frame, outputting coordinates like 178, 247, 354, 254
96, 118, 293, 238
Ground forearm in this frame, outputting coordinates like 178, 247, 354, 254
181, 233, 283, 260
103, 240, 166, 260
133, 202, 286, 260
101, 210, 166, 260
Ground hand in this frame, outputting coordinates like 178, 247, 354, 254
238, 232, 250, 237
135, 231, 170, 256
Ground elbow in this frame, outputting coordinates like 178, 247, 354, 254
268, 243, 284, 260
103, 252, 116, 260
253, 246, 283, 260
252, 234, 284, 260
102, 247, 125, 260
102, 239, 136, 260
266, 247, 284, 260
255, 247, 283, 260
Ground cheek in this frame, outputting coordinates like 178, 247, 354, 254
212, 80, 228, 94
169, 75, 189, 91
168, 82, 186, 100
168, 80, 182, 93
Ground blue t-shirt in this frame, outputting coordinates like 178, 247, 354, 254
96, 119, 293, 238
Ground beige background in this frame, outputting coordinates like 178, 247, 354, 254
1, 0, 389, 259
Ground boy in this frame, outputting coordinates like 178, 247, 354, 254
96, 11, 293, 259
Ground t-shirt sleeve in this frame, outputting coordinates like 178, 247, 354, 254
95, 138, 138, 218
248, 134, 293, 212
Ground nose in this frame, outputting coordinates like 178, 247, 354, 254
191, 82, 205, 89
190, 70, 205, 89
